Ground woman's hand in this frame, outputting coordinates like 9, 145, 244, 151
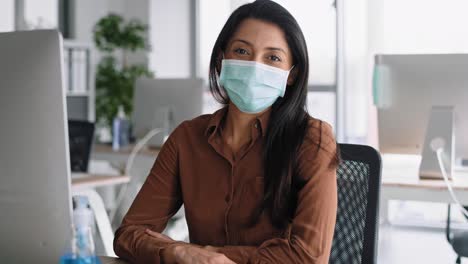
171, 244, 236, 264
145, 229, 235, 264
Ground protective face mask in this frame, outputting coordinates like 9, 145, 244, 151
219, 59, 294, 114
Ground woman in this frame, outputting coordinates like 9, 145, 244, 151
114, 1, 339, 263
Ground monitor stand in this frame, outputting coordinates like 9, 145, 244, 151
419, 106, 455, 180
148, 106, 173, 147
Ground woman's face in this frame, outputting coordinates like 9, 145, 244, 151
224, 18, 296, 85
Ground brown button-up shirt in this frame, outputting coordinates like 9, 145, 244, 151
114, 107, 338, 264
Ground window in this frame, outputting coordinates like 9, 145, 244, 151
375, 0, 468, 54
274, 0, 336, 85
23, 0, 58, 29
198, 0, 232, 79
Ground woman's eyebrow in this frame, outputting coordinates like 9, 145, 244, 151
232, 39, 253, 46
265, 47, 287, 55
232, 39, 287, 54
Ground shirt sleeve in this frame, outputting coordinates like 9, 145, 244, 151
113, 126, 185, 264
217, 120, 338, 264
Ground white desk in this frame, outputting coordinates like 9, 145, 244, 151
71, 173, 130, 190
380, 154, 468, 223
93, 143, 160, 157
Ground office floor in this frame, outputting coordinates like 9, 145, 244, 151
378, 224, 460, 263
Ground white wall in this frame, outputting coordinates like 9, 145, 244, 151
73, 0, 114, 42
123, 0, 150, 67
74, 0, 193, 77
198, 0, 231, 79
149, 0, 191, 78
0, 0, 15, 32
73, 0, 149, 67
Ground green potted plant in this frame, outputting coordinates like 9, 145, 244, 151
93, 13, 153, 140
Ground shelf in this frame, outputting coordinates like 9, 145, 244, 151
63, 40, 93, 49
67, 91, 90, 97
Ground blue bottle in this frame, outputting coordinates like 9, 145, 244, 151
112, 106, 130, 151
60, 196, 101, 264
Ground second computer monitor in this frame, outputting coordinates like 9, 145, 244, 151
133, 77, 205, 147
375, 53, 468, 162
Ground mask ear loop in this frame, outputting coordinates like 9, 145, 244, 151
216, 52, 225, 88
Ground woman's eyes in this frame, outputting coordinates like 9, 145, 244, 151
234, 48, 249, 55
233, 48, 282, 62
268, 55, 281, 62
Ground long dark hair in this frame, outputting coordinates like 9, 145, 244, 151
209, 0, 313, 229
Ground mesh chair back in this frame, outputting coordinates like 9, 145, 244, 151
329, 144, 382, 264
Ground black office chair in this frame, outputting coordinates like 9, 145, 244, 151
68, 120, 95, 172
329, 144, 382, 264
446, 204, 468, 263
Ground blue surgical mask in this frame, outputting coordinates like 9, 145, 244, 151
219, 59, 294, 114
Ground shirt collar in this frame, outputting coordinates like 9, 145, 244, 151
205, 107, 228, 136
205, 106, 271, 137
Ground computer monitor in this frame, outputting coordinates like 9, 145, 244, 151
0, 30, 73, 262
132, 77, 204, 147
375, 54, 468, 178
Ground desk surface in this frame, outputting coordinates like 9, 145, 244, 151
100, 256, 128, 264
94, 143, 161, 157
383, 177, 468, 190
71, 174, 130, 190
381, 154, 468, 190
